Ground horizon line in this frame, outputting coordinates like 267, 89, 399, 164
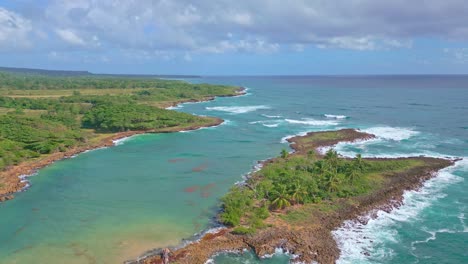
1, 66, 467, 77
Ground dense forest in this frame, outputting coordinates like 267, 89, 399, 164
0, 71, 239, 171
0, 71, 227, 92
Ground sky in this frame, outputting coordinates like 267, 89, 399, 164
0, 0, 467, 75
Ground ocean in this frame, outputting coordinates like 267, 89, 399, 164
0, 76, 466, 264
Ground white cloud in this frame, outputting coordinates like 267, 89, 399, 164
314, 36, 413, 51
316, 36, 377, 51
292, 44, 305, 52
0, 7, 33, 50
201, 38, 279, 53
55, 28, 86, 46
444, 47, 468, 63
229, 12, 253, 26
3, 0, 468, 54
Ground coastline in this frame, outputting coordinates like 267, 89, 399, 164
0, 87, 246, 202
135, 129, 455, 264
162, 87, 247, 109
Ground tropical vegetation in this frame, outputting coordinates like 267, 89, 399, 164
0, 70, 239, 171
219, 135, 422, 234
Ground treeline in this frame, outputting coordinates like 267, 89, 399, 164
220, 149, 416, 234
0, 71, 233, 92
82, 103, 204, 132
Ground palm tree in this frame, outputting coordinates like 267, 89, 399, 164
347, 165, 360, 183
325, 172, 341, 193
324, 149, 339, 163
290, 181, 308, 204
353, 153, 364, 171
271, 185, 291, 210
324, 149, 339, 174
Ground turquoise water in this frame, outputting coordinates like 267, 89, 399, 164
1, 76, 467, 264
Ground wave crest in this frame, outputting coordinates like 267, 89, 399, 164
362, 126, 419, 141
333, 158, 466, 264
285, 118, 339, 126
205, 105, 270, 114
324, 114, 348, 119
262, 114, 282, 118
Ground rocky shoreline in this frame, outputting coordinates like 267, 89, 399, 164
133, 129, 454, 264
0, 87, 246, 202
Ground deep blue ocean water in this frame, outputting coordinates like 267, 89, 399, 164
0, 76, 467, 264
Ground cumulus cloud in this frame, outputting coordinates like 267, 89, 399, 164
443, 48, 468, 63
55, 29, 86, 46
0, 7, 33, 50
2, 0, 468, 54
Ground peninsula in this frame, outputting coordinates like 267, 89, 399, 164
139, 129, 454, 264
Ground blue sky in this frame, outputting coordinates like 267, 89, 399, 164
1, 0, 467, 75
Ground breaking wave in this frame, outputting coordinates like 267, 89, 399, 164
285, 118, 339, 126
280, 131, 309, 143
262, 114, 283, 118
206, 105, 270, 114
362, 126, 419, 141
249, 120, 282, 128
334, 158, 466, 264
324, 114, 348, 119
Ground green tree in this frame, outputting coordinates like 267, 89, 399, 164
290, 181, 308, 204
324, 149, 339, 174
325, 172, 341, 193
271, 185, 291, 210
281, 149, 289, 159
346, 165, 360, 183
353, 153, 364, 171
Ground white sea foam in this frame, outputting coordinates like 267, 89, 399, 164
460, 211, 468, 232
334, 158, 466, 264
165, 105, 182, 110
262, 114, 282, 118
321, 126, 424, 158
249, 120, 282, 128
113, 136, 136, 146
285, 118, 339, 126
280, 131, 309, 143
249, 120, 269, 125
333, 140, 457, 159
260, 247, 300, 260
324, 114, 348, 119
165, 99, 215, 110
236, 159, 268, 184
180, 120, 232, 133
362, 126, 419, 141
205, 247, 299, 263
204, 249, 250, 264
206, 105, 270, 114
410, 226, 466, 253
238, 87, 252, 97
